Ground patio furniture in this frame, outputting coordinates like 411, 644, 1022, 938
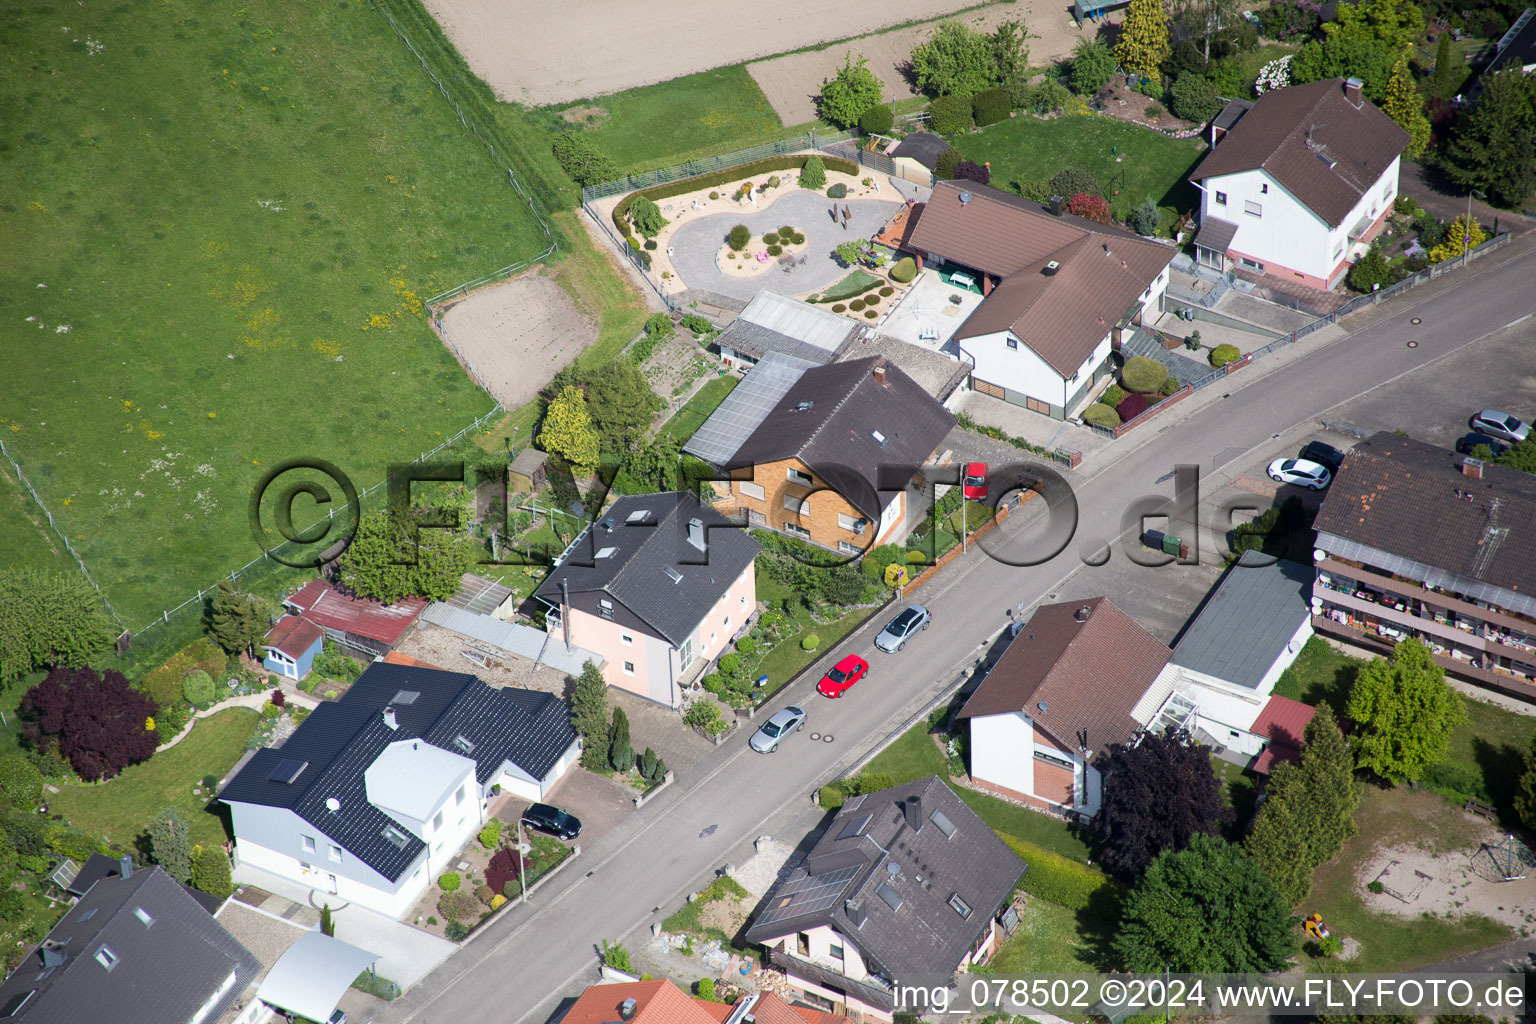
918, 328, 940, 342
755, 251, 769, 263
949, 272, 974, 289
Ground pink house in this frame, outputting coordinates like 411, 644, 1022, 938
534, 491, 761, 707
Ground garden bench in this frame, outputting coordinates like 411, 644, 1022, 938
1464, 798, 1497, 820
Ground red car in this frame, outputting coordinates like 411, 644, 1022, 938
816, 655, 869, 698
963, 462, 988, 500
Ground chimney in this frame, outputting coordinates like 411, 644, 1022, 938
873, 364, 887, 386
1075, 604, 1091, 623
1344, 77, 1364, 107
384, 707, 398, 730
120, 854, 133, 879
904, 794, 923, 832
619, 997, 639, 1021
845, 898, 867, 929
1043, 260, 1060, 276
1048, 195, 1064, 216
687, 516, 706, 552
1462, 457, 1485, 480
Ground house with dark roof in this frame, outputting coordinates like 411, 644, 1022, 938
745, 777, 1025, 1021
1311, 432, 1536, 702
957, 598, 1171, 816
561, 978, 853, 1024
263, 615, 324, 681
723, 356, 955, 553
905, 181, 1175, 420
714, 290, 859, 369
220, 661, 579, 918
0, 864, 261, 1024
1190, 77, 1409, 289
283, 578, 428, 657
1488, 8, 1536, 75
533, 491, 760, 705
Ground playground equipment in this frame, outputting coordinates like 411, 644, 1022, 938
1302, 913, 1331, 941
1473, 834, 1535, 882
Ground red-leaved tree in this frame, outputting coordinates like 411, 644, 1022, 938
1117, 392, 1150, 422
1068, 192, 1113, 224
486, 846, 526, 896
21, 667, 159, 781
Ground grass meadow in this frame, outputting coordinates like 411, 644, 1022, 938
0, 0, 553, 630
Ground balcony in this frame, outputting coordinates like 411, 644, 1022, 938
1317, 557, 1536, 637
1313, 613, 1536, 701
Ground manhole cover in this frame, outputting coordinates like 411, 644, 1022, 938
1407, 340, 1419, 348
809, 732, 821, 741
1410, 317, 1422, 325
822, 734, 835, 743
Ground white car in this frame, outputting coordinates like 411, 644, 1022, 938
749, 705, 806, 753
1470, 409, 1530, 444
1267, 457, 1332, 490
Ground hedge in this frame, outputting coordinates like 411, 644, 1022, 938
1083, 403, 1121, 428
890, 257, 917, 283
972, 88, 1012, 127
1000, 834, 1125, 916
611, 154, 858, 247
928, 93, 973, 134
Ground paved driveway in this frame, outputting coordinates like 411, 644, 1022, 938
667, 190, 899, 302
500, 769, 635, 848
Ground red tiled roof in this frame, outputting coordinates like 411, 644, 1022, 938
381, 651, 441, 669
284, 579, 427, 645
559, 980, 717, 1024
752, 992, 853, 1024
263, 615, 323, 659
1250, 695, 1316, 774
957, 597, 1171, 758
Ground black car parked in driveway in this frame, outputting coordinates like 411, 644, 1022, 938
1299, 441, 1346, 472
521, 803, 581, 840
1455, 432, 1509, 457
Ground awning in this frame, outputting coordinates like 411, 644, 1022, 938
1193, 216, 1239, 253
257, 932, 379, 1022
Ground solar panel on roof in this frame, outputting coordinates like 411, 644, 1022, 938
391, 690, 420, 705
267, 758, 309, 784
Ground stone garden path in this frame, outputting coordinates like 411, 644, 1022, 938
667, 190, 899, 303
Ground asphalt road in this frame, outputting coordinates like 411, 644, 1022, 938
380, 243, 1536, 1024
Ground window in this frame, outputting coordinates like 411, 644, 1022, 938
786, 467, 813, 486
383, 825, 409, 850
738, 481, 765, 500
783, 494, 807, 514
739, 595, 747, 607
1239, 257, 1265, 271
1215, 191, 1227, 206
829, 942, 845, 961
301, 835, 316, 854
620, 633, 634, 647
328, 844, 342, 863
1034, 749, 1075, 770
837, 513, 863, 533
1334, 242, 1345, 259
133, 906, 154, 928
723, 615, 731, 628
455, 785, 466, 806
1244, 200, 1263, 217
783, 522, 810, 539
623, 661, 636, 676
432, 811, 444, 832
451, 734, 475, 756
1005, 338, 1018, 350
94, 946, 118, 972
797, 933, 811, 956
949, 893, 973, 919
838, 541, 860, 554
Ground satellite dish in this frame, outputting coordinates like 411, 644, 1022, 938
325, 797, 340, 813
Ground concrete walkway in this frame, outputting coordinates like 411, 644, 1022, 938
667, 190, 899, 302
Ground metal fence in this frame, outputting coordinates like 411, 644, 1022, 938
1330, 230, 1511, 319
373, 3, 557, 306
0, 438, 127, 631
579, 128, 859, 203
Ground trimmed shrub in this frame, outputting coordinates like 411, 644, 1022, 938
779, 224, 795, 238
801, 634, 821, 651
728, 224, 751, 251
827, 183, 848, 199
182, 670, 214, 706
799, 154, 827, 190
1169, 73, 1222, 124
1048, 168, 1101, 200
865, 309, 879, 319
879, 286, 894, 297
1121, 355, 1167, 393
486, 846, 526, 896
1209, 344, 1241, 368
475, 883, 495, 906
438, 872, 461, 892
933, 146, 962, 180
832, 304, 847, 313
928, 93, 973, 134
1117, 392, 1149, 422
1100, 383, 1126, 408
863, 292, 881, 303
849, 299, 866, 311
762, 231, 779, 245
767, 244, 783, 256
1128, 197, 1160, 236
1083, 403, 1121, 429
490, 893, 507, 910
791, 232, 805, 245
709, 191, 720, 200
890, 257, 917, 283
954, 160, 990, 185
642, 239, 657, 251
859, 103, 894, 134
629, 197, 668, 237
1067, 192, 1111, 224
972, 88, 1013, 126
1158, 375, 1181, 397
479, 820, 502, 849
999, 835, 1125, 915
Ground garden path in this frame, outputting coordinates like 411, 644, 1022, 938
154, 686, 319, 753
667, 191, 899, 302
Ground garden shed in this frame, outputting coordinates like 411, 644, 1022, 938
263, 614, 324, 681
508, 447, 548, 495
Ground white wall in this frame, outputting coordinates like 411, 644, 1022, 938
967, 330, 1068, 406
969, 711, 1034, 796
1255, 616, 1315, 695
233, 825, 428, 919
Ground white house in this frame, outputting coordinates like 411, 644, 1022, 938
220, 662, 579, 918
1190, 77, 1409, 290
958, 598, 1172, 817
905, 181, 1174, 420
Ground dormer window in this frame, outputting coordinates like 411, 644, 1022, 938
94, 946, 119, 972
133, 906, 154, 928
452, 735, 476, 756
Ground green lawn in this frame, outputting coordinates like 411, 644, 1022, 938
958, 787, 1092, 860
0, 463, 78, 577
810, 270, 882, 304
2, 0, 552, 629
49, 708, 260, 851
544, 66, 786, 175
983, 896, 1106, 974
863, 720, 948, 781
754, 576, 881, 697
953, 114, 1206, 224
1213, 758, 1260, 838
662, 375, 740, 443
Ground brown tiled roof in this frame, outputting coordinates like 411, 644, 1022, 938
957, 597, 1170, 757
1190, 78, 1409, 227
264, 615, 323, 658
727, 356, 956, 520
909, 183, 1175, 377
1313, 432, 1536, 597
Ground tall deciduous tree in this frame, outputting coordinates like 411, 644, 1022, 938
1442, 66, 1536, 209
1116, 835, 1297, 971
1117, 0, 1173, 83
1382, 52, 1431, 158
818, 53, 884, 129
538, 385, 601, 476
583, 359, 663, 451
148, 806, 192, 883
21, 667, 158, 781
910, 21, 1000, 96
571, 660, 612, 771
1090, 730, 1231, 881
1171, 0, 1244, 61
1347, 638, 1466, 784
337, 511, 474, 604
0, 569, 114, 687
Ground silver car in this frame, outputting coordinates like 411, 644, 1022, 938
749, 705, 806, 753
874, 604, 932, 653
1470, 409, 1530, 444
